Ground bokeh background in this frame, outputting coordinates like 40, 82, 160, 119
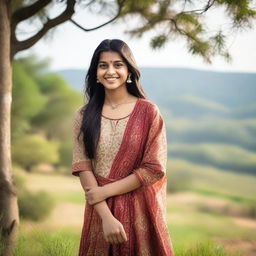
10, 1, 256, 255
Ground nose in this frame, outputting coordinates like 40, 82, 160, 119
106, 64, 116, 75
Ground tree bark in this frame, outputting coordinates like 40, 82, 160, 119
0, 1, 19, 256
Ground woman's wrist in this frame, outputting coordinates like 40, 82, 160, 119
102, 184, 113, 199
94, 201, 114, 220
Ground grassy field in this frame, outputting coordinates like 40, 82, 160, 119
14, 161, 256, 256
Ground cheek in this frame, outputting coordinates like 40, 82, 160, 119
119, 69, 128, 78
97, 69, 104, 78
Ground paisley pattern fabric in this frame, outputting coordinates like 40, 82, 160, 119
72, 108, 130, 178
71, 98, 175, 256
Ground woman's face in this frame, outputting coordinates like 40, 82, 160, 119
97, 51, 129, 91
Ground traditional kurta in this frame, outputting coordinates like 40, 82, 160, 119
72, 98, 175, 256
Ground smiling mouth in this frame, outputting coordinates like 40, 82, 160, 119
105, 77, 119, 81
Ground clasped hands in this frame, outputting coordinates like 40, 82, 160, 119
85, 186, 110, 205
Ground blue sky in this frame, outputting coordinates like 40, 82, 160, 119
16, 3, 256, 73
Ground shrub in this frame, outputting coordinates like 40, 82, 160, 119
18, 189, 55, 221
12, 134, 59, 171
14, 170, 55, 221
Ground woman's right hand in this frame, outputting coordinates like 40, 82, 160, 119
102, 215, 128, 244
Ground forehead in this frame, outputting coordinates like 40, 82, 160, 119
98, 51, 124, 62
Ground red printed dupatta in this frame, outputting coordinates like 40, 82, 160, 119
78, 98, 175, 256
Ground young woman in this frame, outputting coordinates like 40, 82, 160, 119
72, 39, 175, 255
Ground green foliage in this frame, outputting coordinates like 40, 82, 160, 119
121, 0, 157, 16
120, 0, 255, 62
12, 134, 59, 171
19, 190, 55, 221
10, 0, 256, 63
12, 61, 47, 137
58, 138, 72, 169
15, 55, 50, 78
188, 40, 211, 63
14, 170, 55, 221
150, 34, 168, 49
12, 55, 83, 170
176, 13, 200, 27
32, 73, 82, 139
217, 0, 256, 26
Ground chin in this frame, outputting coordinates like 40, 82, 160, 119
103, 84, 124, 90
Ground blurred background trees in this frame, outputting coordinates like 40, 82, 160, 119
11, 56, 82, 173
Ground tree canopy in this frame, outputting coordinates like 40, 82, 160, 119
11, 0, 256, 62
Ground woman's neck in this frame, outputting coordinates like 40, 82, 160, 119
104, 87, 135, 105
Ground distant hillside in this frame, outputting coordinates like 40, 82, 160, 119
57, 68, 256, 119
56, 67, 256, 175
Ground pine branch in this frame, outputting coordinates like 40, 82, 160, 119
11, 0, 76, 57
69, 0, 124, 32
179, 0, 216, 15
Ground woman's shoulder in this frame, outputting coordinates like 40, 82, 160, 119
76, 105, 86, 114
73, 104, 87, 121
139, 98, 161, 115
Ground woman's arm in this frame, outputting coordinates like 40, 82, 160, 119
79, 170, 113, 220
72, 108, 127, 243
79, 170, 127, 244
104, 173, 141, 197
85, 173, 141, 205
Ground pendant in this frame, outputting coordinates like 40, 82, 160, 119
111, 104, 118, 109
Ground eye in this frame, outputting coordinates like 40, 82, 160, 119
114, 62, 124, 68
98, 63, 107, 69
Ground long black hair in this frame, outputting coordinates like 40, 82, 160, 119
80, 39, 146, 159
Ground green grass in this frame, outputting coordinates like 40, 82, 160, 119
14, 167, 256, 255
15, 228, 80, 256
176, 240, 241, 256
13, 227, 242, 256
13, 226, 242, 256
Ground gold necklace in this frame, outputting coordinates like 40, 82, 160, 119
106, 100, 136, 110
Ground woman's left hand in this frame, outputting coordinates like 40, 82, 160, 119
85, 186, 109, 205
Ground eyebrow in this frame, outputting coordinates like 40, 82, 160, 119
98, 60, 124, 63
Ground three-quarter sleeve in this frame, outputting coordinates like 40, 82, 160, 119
71, 107, 93, 177
133, 105, 167, 186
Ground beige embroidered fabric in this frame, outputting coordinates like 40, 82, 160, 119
92, 116, 129, 177
72, 106, 130, 177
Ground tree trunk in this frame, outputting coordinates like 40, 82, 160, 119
0, 1, 19, 256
